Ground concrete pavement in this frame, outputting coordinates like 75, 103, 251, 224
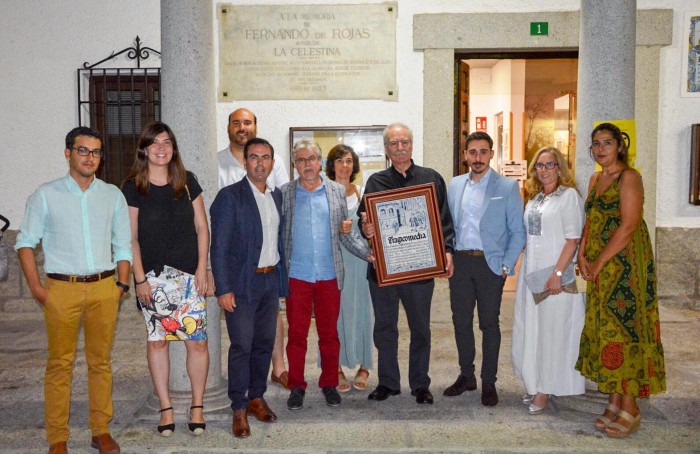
0, 290, 698, 453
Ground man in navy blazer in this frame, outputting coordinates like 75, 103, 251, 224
210, 138, 289, 438
445, 131, 526, 406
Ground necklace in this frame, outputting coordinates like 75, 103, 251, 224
528, 186, 564, 235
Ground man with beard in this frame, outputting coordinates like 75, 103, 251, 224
358, 123, 454, 406
217, 108, 290, 389
444, 131, 525, 406
211, 138, 288, 438
217, 108, 288, 189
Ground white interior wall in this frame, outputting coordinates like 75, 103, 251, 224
1, 0, 698, 230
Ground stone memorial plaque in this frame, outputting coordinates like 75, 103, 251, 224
218, 2, 397, 101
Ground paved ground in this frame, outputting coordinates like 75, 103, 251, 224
0, 290, 699, 453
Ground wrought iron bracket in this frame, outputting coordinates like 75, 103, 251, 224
83, 36, 160, 69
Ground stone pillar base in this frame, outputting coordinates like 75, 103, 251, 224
135, 381, 232, 422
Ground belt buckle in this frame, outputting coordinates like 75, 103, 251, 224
69, 275, 77, 283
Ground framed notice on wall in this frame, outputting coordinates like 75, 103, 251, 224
682, 11, 700, 97
289, 126, 387, 185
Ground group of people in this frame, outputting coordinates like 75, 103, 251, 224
510, 123, 666, 439
15, 112, 665, 452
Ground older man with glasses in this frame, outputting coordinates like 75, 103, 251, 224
280, 139, 372, 411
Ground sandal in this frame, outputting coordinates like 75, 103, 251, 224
353, 367, 370, 391
188, 405, 206, 436
157, 407, 175, 437
605, 409, 641, 438
338, 369, 351, 393
594, 403, 620, 431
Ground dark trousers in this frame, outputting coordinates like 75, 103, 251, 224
449, 253, 506, 385
369, 278, 434, 391
224, 271, 279, 410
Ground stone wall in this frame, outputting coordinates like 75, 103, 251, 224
657, 228, 700, 310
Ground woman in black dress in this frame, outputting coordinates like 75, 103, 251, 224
122, 122, 210, 436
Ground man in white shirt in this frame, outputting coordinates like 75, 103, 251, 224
217, 108, 291, 389
217, 108, 288, 189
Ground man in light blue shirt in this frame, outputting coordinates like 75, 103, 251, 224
16, 127, 131, 454
445, 131, 525, 407
280, 139, 371, 411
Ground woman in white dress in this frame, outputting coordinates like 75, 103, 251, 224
511, 146, 585, 414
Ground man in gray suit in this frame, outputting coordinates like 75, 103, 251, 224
445, 131, 526, 406
281, 139, 372, 410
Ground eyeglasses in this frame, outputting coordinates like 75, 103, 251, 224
72, 147, 103, 158
534, 162, 558, 170
295, 155, 319, 165
388, 140, 411, 148
247, 155, 272, 163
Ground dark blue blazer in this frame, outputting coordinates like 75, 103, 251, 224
210, 178, 289, 299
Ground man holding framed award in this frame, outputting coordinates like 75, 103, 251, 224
359, 123, 455, 405
445, 131, 526, 406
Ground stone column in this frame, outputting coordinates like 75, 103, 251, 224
574, 0, 636, 190
137, 0, 230, 419
559, 0, 636, 414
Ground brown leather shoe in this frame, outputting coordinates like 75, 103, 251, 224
271, 370, 289, 389
247, 397, 277, 422
48, 441, 67, 454
232, 409, 251, 438
90, 433, 120, 454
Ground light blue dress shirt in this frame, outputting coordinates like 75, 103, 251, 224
455, 168, 493, 251
15, 174, 132, 274
289, 180, 336, 282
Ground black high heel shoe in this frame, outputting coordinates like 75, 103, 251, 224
188, 405, 206, 436
158, 407, 175, 437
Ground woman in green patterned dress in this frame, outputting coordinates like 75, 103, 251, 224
576, 123, 665, 438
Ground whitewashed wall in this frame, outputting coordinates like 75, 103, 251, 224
0, 0, 161, 224
1, 0, 698, 231
655, 2, 700, 227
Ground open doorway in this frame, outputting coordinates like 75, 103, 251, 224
454, 52, 578, 189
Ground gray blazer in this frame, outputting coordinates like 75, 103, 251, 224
281, 177, 371, 290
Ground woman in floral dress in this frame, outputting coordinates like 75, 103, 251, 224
576, 123, 665, 438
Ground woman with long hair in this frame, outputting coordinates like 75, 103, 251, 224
576, 123, 666, 438
511, 146, 586, 415
121, 122, 210, 436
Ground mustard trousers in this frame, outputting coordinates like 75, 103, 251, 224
43, 277, 120, 444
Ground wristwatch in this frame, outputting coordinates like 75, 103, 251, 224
501, 265, 510, 275
554, 269, 563, 277
116, 281, 130, 293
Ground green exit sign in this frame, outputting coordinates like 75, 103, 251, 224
530, 22, 549, 36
